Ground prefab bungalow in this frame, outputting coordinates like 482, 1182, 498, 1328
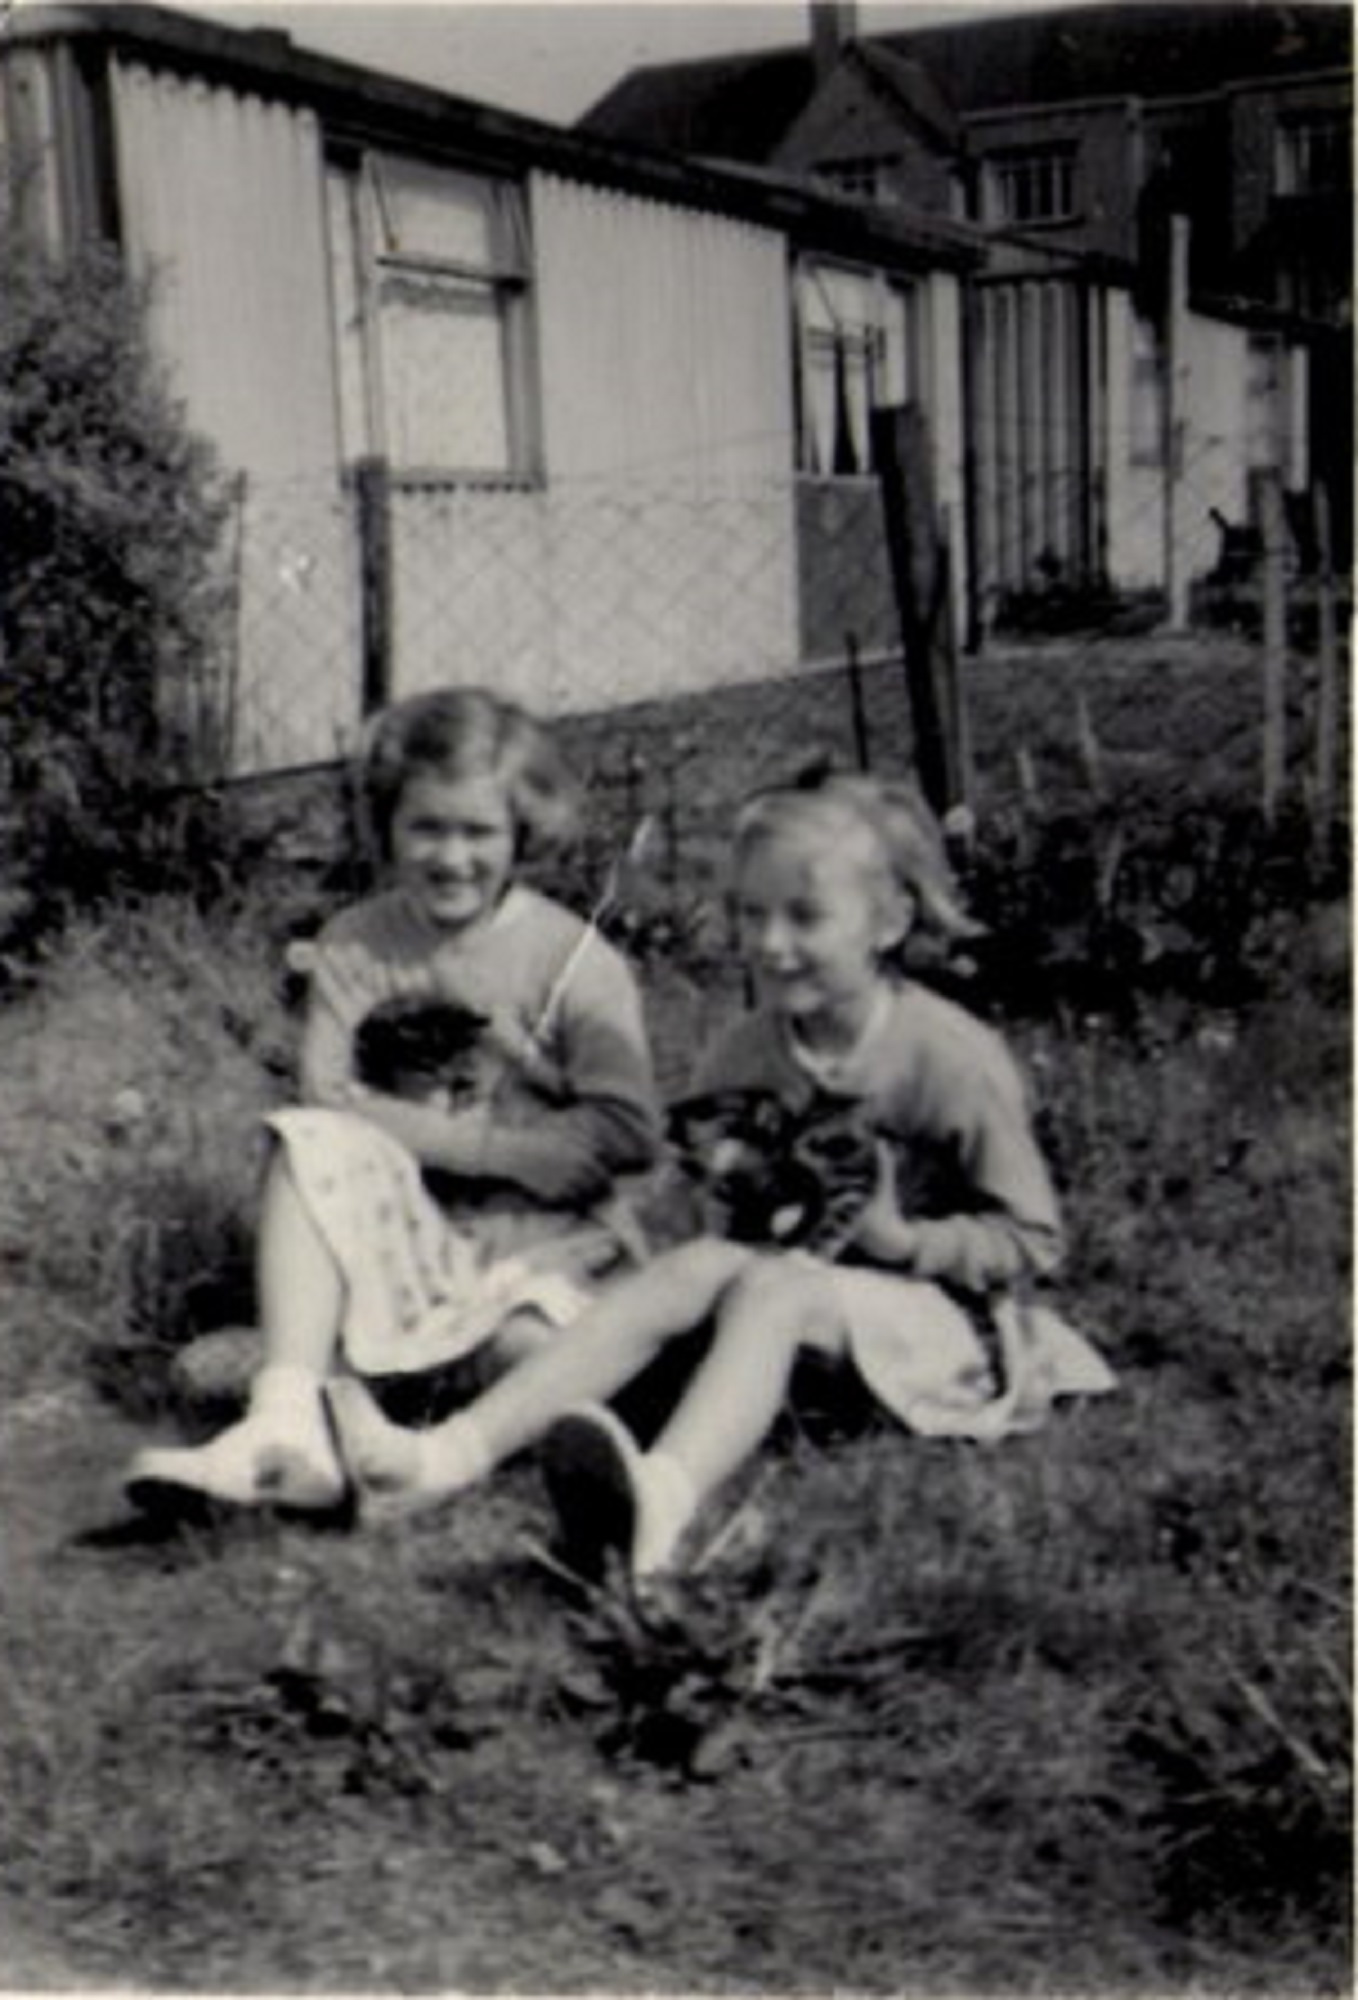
1, 3, 983, 773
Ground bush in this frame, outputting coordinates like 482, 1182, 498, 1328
0, 216, 230, 951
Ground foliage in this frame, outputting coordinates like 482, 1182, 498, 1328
0, 217, 230, 948
959, 794, 1347, 1029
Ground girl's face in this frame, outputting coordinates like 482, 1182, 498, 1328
389, 770, 517, 933
733, 833, 902, 1037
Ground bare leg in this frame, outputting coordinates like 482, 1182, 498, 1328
654, 1258, 846, 1502
329, 1237, 754, 1514
540, 1258, 847, 1574
256, 1150, 346, 1374
124, 1152, 347, 1512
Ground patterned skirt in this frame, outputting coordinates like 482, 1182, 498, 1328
265, 1107, 603, 1376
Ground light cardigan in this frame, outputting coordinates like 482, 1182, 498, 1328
692, 979, 1064, 1295
300, 883, 660, 1200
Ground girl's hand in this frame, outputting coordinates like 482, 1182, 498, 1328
356, 1094, 604, 1207
316, 941, 437, 1022
480, 1005, 538, 1068
850, 1140, 920, 1268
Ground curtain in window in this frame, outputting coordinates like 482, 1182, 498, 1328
797, 263, 911, 476
1130, 313, 1164, 467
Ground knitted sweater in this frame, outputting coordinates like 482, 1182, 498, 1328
693, 980, 1063, 1295
300, 884, 660, 1201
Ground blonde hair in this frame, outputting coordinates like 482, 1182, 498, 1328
357, 687, 581, 865
733, 769, 982, 945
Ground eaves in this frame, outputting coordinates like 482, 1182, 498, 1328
6, 1, 981, 270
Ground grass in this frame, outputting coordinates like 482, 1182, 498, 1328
0, 637, 1350, 1994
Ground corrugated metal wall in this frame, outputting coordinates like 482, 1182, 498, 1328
110, 60, 339, 475
972, 276, 1091, 600
531, 174, 795, 484
109, 60, 358, 771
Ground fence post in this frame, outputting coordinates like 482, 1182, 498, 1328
1259, 470, 1287, 825
937, 505, 973, 813
1312, 481, 1338, 835
871, 402, 954, 815
354, 455, 393, 715
223, 469, 248, 773
844, 631, 871, 771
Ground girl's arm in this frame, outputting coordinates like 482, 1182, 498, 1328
855, 1065, 1064, 1292
302, 925, 660, 1207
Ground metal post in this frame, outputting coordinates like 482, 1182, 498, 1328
1313, 482, 1338, 834
1260, 469, 1287, 824
871, 403, 954, 814
354, 455, 393, 715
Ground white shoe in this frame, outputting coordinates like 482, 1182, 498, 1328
124, 1414, 347, 1519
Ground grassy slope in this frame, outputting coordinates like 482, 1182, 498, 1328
0, 641, 1349, 1995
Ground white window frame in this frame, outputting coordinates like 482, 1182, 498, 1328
325, 149, 536, 482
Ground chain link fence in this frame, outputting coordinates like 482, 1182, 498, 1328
216, 463, 909, 781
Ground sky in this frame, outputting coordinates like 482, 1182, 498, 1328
165, 0, 1058, 125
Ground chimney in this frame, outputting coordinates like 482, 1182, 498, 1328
810, 1, 859, 82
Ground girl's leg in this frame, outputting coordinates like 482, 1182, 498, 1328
124, 1153, 347, 1512
328, 1238, 754, 1515
543, 1256, 846, 1576
255, 1149, 347, 1375
652, 1258, 846, 1498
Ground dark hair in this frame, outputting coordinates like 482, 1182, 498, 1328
358, 688, 581, 864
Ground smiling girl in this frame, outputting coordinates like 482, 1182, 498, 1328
329, 770, 1114, 1576
124, 688, 660, 1517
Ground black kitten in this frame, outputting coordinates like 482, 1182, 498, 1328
666, 1088, 880, 1257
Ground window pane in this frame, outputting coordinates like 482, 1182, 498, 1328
802, 330, 839, 473
879, 287, 910, 406
379, 273, 509, 470
997, 147, 1076, 223
797, 262, 912, 474
1130, 315, 1163, 466
374, 156, 498, 268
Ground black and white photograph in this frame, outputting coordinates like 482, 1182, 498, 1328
1, 0, 1350, 1991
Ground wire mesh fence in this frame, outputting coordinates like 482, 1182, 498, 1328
216, 463, 909, 782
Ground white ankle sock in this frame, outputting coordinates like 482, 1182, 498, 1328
635, 1449, 697, 1576
248, 1364, 330, 1451
422, 1413, 492, 1493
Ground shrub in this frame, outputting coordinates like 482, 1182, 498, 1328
0, 214, 230, 950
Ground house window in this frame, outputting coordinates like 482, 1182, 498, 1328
816, 157, 893, 205
1130, 313, 1164, 467
326, 152, 534, 478
1245, 335, 1287, 470
795, 261, 913, 476
992, 145, 1078, 225
1274, 114, 1351, 197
